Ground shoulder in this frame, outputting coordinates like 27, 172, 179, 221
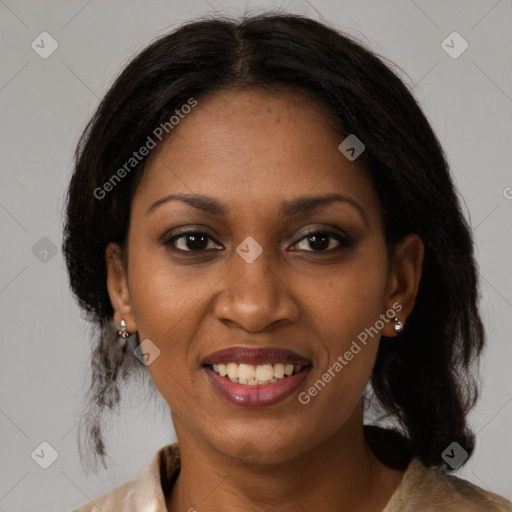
384, 457, 512, 512
71, 443, 180, 512
71, 478, 138, 512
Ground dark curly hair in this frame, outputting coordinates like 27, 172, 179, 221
62, 11, 484, 473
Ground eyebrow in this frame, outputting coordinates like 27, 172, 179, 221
146, 192, 368, 225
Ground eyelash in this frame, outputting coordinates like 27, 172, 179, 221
163, 229, 351, 254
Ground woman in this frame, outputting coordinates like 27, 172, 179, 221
64, 12, 512, 512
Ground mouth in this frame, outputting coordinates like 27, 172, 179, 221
202, 346, 312, 407
207, 361, 306, 384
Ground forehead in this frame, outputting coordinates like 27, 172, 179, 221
134, 88, 379, 220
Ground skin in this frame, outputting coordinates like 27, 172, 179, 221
106, 88, 424, 512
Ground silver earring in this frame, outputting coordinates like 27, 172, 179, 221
117, 319, 131, 338
393, 317, 403, 333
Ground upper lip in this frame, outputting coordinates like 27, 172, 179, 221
202, 346, 312, 366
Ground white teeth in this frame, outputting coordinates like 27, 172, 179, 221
255, 364, 274, 381
284, 364, 294, 376
274, 363, 285, 378
238, 363, 255, 380
227, 363, 238, 380
210, 362, 305, 384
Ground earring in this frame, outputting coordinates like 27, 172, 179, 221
117, 319, 131, 338
393, 317, 404, 333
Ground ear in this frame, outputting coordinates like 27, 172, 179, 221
382, 234, 424, 337
106, 242, 137, 333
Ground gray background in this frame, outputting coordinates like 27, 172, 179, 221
1, 0, 511, 510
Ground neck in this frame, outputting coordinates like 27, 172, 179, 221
166, 403, 403, 512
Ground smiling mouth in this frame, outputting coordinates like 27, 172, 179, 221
206, 362, 307, 385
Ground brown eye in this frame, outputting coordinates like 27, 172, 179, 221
165, 231, 223, 252
292, 230, 350, 252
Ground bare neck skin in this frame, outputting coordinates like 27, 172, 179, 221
166, 402, 404, 512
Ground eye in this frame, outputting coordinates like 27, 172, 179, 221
164, 231, 223, 252
163, 229, 351, 254
291, 230, 350, 252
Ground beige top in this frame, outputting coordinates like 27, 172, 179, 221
73, 443, 512, 511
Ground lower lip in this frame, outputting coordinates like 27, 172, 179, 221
204, 366, 310, 407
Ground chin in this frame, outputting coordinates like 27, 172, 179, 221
204, 424, 312, 466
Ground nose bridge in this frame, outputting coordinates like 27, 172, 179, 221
213, 241, 298, 331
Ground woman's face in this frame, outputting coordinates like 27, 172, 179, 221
107, 88, 421, 464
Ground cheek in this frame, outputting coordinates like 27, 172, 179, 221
125, 244, 223, 403
296, 286, 384, 442
295, 244, 389, 411
304, 243, 390, 349
127, 242, 212, 339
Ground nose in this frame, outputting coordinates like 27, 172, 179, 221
213, 249, 299, 333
